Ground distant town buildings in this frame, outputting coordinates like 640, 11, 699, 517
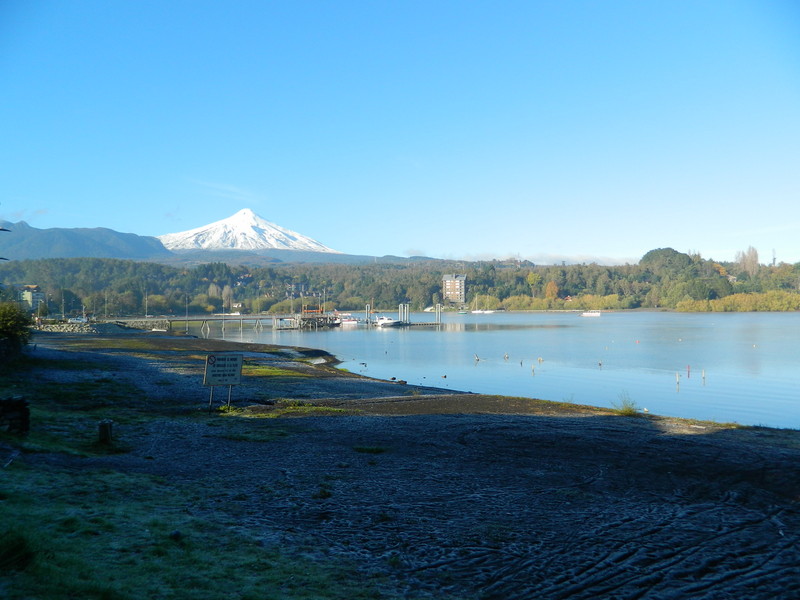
19, 285, 46, 311
442, 274, 466, 303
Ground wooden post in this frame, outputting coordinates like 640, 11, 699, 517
98, 420, 113, 444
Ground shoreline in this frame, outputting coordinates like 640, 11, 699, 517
28, 324, 797, 433
22, 327, 800, 450
4, 330, 800, 599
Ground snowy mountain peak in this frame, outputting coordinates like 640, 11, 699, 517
158, 208, 340, 253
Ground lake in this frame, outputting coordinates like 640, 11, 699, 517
200, 311, 800, 429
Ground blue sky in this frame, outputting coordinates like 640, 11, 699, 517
2, 1, 799, 265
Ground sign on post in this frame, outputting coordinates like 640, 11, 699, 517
204, 353, 243, 411
203, 353, 243, 386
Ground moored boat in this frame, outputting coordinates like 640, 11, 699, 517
374, 316, 401, 327
470, 296, 495, 314
333, 312, 359, 326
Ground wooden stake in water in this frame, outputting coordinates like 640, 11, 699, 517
98, 420, 113, 444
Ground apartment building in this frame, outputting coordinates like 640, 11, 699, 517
442, 274, 466, 303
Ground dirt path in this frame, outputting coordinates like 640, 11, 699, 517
18, 332, 800, 598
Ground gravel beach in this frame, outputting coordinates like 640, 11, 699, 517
9, 329, 800, 599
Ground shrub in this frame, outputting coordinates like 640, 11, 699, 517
0, 303, 32, 358
612, 391, 640, 417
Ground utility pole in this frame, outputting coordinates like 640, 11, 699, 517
0, 226, 9, 261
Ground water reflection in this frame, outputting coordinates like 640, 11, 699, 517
435, 322, 573, 332
197, 311, 800, 429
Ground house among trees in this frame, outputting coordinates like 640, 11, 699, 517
442, 274, 466, 303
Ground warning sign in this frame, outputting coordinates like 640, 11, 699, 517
203, 353, 243, 386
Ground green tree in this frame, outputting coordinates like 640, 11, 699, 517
0, 302, 32, 356
526, 272, 542, 297
640, 248, 693, 273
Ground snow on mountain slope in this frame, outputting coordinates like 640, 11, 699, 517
157, 209, 340, 253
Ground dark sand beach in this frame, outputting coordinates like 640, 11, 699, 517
3, 329, 799, 599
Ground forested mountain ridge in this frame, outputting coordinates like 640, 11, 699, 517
2, 248, 799, 317
0, 220, 172, 260
0, 218, 428, 265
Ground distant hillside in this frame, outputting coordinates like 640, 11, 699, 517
0, 220, 435, 265
0, 221, 173, 260
157, 248, 439, 267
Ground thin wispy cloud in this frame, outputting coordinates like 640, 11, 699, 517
447, 251, 637, 266
190, 180, 262, 205
0, 207, 49, 223
733, 222, 800, 237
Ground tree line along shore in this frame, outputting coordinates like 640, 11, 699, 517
2, 246, 799, 318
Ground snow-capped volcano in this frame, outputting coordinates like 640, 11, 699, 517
158, 208, 340, 253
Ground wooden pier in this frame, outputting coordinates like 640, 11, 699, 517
273, 313, 340, 330
150, 312, 342, 333
131, 304, 446, 333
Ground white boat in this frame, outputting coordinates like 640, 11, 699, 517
333, 312, 359, 326
581, 310, 602, 317
470, 296, 495, 314
374, 316, 401, 327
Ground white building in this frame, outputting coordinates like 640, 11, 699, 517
19, 285, 46, 312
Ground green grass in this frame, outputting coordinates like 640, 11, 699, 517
34, 379, 145, 411
0, 463, 382, 599
611, 391, 641, 417
241, 363, 310, 378
264, 405, 350, 418
220, 400, 351, 420
0, 352, 384, 598
0, 357, 149, 456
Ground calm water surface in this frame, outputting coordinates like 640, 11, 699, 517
202, 311, 800, 429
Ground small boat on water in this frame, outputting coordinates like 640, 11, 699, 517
333, 312, 359, 326
374, 316, 402, 327
470, 296, 495, 314
581, 310, 602, 317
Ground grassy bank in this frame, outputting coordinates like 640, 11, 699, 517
0, 349, 385, 599
1, 463, 379, 599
